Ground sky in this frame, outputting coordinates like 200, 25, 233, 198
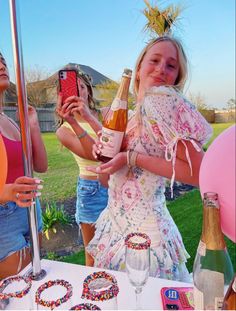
0, 0, 235, 109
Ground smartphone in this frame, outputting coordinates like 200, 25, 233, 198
58, 69, 79, 104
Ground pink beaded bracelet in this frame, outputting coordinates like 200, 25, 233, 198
81, 271, 119, 302
125, 232, 151, 250
70, 303, 101, 310
35, 279, 72, 310
0, 275, 32, 300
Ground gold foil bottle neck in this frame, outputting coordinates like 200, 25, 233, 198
201, 192, 226, 250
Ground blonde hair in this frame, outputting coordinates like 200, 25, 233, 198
133, 36, 188, 97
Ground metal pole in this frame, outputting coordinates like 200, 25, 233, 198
9, 0, 46, 280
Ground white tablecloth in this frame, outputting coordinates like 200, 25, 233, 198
3, 259, 192, 310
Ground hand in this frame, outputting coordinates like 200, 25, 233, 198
91, 131, 103, 159
16, 105, 39, 129
28, 105, 39, 128
56, 93, 75, 124
1, 176, 43, 208
63, 95, 92, 122
87, 152, 127, 175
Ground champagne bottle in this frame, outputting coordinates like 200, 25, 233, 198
193, 192, 234, 310
99, 68, 132, 162
222, 274, 236, 310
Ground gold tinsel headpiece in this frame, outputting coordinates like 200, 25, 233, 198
143, 0, 183, 37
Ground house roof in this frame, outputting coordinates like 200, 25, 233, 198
33, 63, 113, 88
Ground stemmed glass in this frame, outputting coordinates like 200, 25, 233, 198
125, 232, 151, 310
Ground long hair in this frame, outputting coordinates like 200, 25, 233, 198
0, 52, 8, 107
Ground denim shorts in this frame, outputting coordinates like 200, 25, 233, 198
76, 177, 108, 224
0, 198, 43, 261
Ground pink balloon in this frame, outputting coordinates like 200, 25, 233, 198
199, 125, 236, 242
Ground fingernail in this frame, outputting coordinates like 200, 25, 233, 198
35, 179, 43, 184
37, 185, 43, 190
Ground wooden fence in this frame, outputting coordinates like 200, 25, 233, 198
4, 107, 235, 132
4, 107, 56, 132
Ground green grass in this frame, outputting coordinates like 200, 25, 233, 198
36, 133, 78, 202
43, 250, 85, 265
205, 122, 235, 148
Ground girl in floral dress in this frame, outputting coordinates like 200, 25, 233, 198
86, 36, 212, 281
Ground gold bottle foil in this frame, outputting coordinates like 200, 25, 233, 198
201, 192, 226, 250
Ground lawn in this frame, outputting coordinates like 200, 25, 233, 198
39, 122, 235, 271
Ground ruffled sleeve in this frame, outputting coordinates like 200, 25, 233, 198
142, 86, 213, 196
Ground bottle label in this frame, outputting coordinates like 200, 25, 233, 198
233, 277, 236, 292
193, 286, 204, 310
197, 240, 206, 256
194, 270, 224, 310
100, 128, 124, 158
111, 98, 127, 111
215, 297, 223, 310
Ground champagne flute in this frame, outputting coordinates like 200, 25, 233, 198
125, 232, 150, 310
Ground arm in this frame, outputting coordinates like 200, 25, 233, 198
28, 106, 48, 172
87, 140, 204, 187
56, 124, 96, 161
136, 140, 204, 187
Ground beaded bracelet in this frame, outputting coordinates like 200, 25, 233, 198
125, 232, 151, 250
70, 303, 101, 310
81, 271, 119, 302
35, 279, 73, 310
0, 276, 32, 300
77, 131, 87, 140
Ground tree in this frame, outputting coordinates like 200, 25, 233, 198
25, 65, 52, 107
96, 80, 135, 109
227, 98, 236, 111
188, 92, 209, 110
227, 98, 236, 122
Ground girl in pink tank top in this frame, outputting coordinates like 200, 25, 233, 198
0, 52, 48, 279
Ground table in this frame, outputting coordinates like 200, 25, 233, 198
3, 259, 192, 310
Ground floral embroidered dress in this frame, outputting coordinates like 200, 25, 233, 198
87, 86, 212, 281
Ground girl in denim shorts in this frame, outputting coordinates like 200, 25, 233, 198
56, 64, 108, 266
0, 52, 47, 278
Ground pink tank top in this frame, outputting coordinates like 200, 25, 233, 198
1, 134, 24, 183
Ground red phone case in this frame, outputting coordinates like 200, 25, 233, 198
58, 69, 79, 103
160, 287, 194, 310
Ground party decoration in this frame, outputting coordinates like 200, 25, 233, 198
81, 271, 119, 301
0, 276, 32, 300
35, 279, 73, 310
0, 134, 7, 193
199, 125, 236, 242
125, 232, 151, 250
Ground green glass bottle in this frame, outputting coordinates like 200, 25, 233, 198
193, 192, 234, 310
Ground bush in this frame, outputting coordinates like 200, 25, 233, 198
42, 202, 71, 239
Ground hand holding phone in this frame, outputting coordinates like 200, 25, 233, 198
58, 69, 79, 104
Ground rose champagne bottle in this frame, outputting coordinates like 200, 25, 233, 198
193, 192, 234, 310
98, 68, 132, 162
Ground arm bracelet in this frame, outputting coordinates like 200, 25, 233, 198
77, 130, 87, 140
